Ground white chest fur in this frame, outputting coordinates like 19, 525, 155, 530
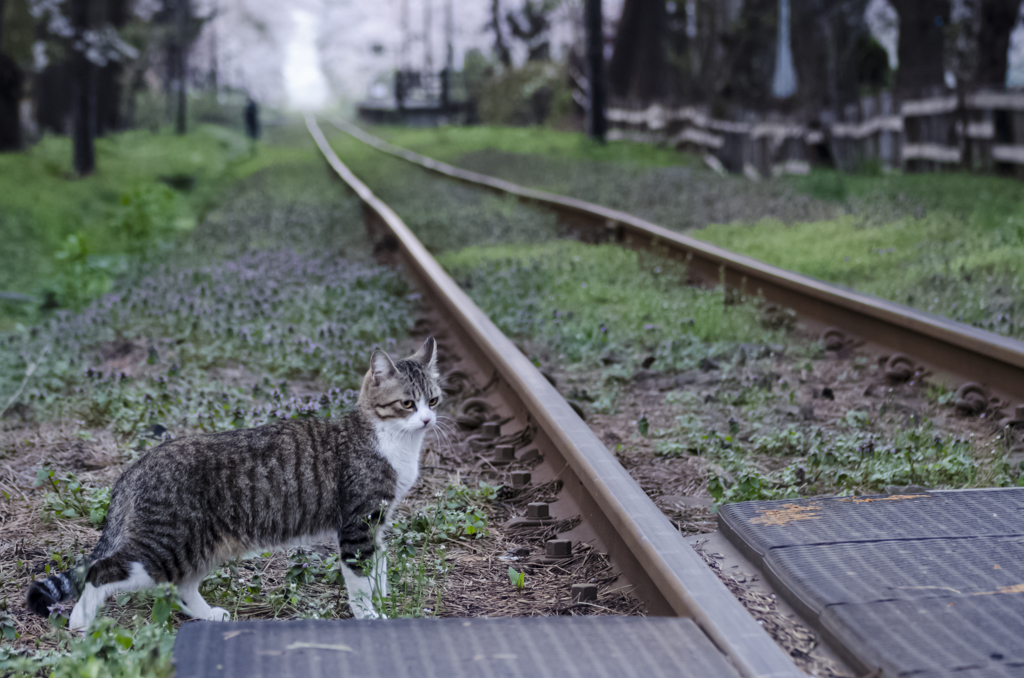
374, 423, 425, 506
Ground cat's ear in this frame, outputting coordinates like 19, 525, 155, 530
370, 350, 397, 384
411, 336, 437, 372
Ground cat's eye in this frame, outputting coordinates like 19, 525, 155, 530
401, 400, 415, 410
428, 397, 438, 407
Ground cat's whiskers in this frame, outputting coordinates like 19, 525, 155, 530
429, 416, 458, 456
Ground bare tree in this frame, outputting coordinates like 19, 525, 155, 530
489, 0, 512, 67
507, 0, 556, 62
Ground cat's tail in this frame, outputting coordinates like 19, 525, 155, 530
26, 563, 88, 617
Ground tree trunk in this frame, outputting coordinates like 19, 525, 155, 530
72, 0, 96, 175
609, 0, 667, 104
892, 0, 949, 98
791, 0, 870, 117
976, 0, 1019, 87
175, 0, 188, 135
0, 0, 23, 152
716, 0, 776, 110
0, 52, 21, 151
97, 0, 129, 136
585, 0, 606, 140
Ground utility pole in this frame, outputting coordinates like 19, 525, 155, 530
175, 0, 189, 134
398, 0, 409, 110
585, 0, 605, 141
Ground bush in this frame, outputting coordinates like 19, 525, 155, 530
477, 62, 570, 127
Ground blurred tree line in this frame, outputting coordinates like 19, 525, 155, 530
474, 0, 1021, 128
0, 0, 206, 173
605, 0, 1021, 116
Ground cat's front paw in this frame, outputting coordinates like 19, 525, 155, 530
68, 607, 88, 635
350, 603, 386, 620
205, 607, 230, 622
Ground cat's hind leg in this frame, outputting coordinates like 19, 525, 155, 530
340, 552, 387, 620
69, 561, 155, 633
178, 578, 230, 622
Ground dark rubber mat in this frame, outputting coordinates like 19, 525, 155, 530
821, 595, 1024, 677
718, 488, 1024, 565
173, 616, 741, 678
764, 535, 1024, 616
719, 488, 1024, 676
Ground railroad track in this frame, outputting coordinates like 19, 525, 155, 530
327, 118, 1024, 418
304, 114, 805, 678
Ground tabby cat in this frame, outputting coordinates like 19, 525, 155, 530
27, 337, 441, 630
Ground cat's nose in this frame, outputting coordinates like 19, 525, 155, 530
421, 415, 432, 427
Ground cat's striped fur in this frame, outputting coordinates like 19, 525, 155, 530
27, 337, 441, 630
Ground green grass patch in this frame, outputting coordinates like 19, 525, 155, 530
789, 167, 1024, 220
438, 240, 783, 373
696, 204, 1024, 337
369, 124, 697, 167
325, 131, 561, 252
0, 120, 333, 328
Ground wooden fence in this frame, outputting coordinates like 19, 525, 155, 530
606, 89, 1024, 178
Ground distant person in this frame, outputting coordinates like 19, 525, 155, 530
244, 97, 261, 142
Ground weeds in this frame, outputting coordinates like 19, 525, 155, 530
661, 412, 1005, 509
35, 466, 111, 526
508, 567, 526, 591
391, 482, 497, 553
0, 617, 174, 678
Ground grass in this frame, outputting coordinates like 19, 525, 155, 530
369, 124, 697, 167
0, 119, 328, 328
438, 240, 784, 373
324, 130, 562, 253
790, 167, 1024, 220
697, 181, 1024, 336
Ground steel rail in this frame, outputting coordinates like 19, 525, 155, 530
306, 114, 803, 678
329, 118, 1024, 409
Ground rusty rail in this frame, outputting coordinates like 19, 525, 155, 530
326, 117, 1024, 412
306, 114, 803, 678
